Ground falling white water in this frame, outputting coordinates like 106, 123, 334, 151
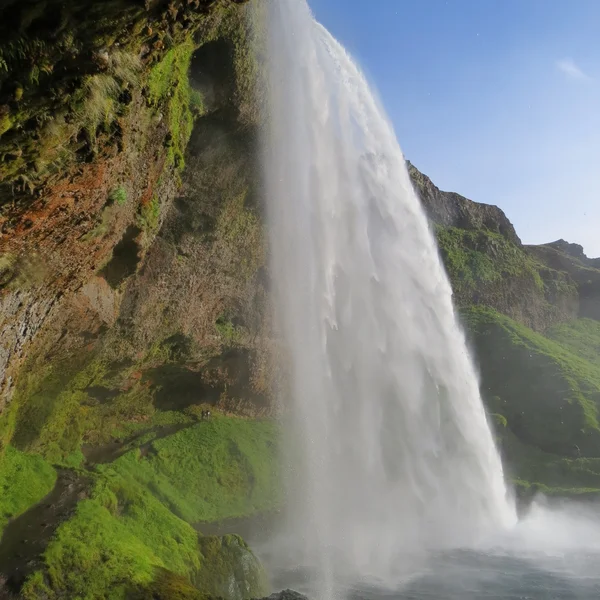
262, 0, 516, 594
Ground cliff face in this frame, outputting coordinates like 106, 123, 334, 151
0, 0, 274, 456
407, 161, 521, 245
527, 241, 600, 322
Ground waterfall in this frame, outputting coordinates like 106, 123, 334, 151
262, 0, 516, 595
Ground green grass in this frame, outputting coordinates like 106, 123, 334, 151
435, 225, 544, 300
0, 446, 56, 536
108, 416, 281, 524
495, 425, 600, 496
464, 306, 600, 457
8, 353, 109, 462
22, 473, 203, 599
547, 318, 600, 369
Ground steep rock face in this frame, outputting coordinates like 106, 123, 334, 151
546, 239, 600, 269
408, 163, 579, 331
0, 4, 280, 597
527, 242, 600, 322
407, 161, 521, 245
0, 0, 241, 404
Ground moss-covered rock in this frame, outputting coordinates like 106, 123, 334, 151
433, 225, 578, 331
132, 568, 209, 600
409, 163, 582, 332
195, 534, 268, 600
19, 446, 270, 600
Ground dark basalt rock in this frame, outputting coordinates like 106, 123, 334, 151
258, 590, 309, 600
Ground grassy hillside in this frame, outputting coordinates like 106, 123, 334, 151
461, 307, 600, 494
0, 446, 56, 537
435, 226, 577, 331
107, 416, 281, 524
547, 318, 600, 369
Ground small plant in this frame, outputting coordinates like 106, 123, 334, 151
109, 186, 128, 206
107, 50, 141, 86
215, 315, 242, 344
189, 89, 205, 114
77, 74, 120, 140
137, 195, 160, 232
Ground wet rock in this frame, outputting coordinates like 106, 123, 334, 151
257, 591, 309, 600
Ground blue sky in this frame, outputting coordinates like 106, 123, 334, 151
308, 0, 600, 256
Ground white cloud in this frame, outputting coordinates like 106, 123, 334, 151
556, 58, 592, 81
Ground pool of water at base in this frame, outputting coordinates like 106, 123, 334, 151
261, 547, 600, 600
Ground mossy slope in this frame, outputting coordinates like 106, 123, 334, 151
19, 415, 274, 599
435, 226, 577, 330
110, 416, 281, 524
0, 446, 56, 537
462, 307, 600, 492
464, 307, 600, 455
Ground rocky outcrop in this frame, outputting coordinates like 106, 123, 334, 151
407, 161, 521, 245
258, 591, 309, 600
527, 242, 600, 322
546, 239, 600, 269
196, 535, 268, 600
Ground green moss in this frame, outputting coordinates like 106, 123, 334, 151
147, 40, 196, 172
496, 425, 600, 494
215, 315, 243, 345
108, 416, 281, 524
20, 429, 271, 599
0, 112, 13, 137
137, 194, 161, 233
8, 354, 112, 461
0, 396, 18, 453
0, 446, 56, 536
110, 186, 128, 207
22, 472, 202, 600
491, 413, 507, 428
131, 568, 208, 600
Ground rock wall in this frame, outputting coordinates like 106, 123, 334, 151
0, 0, 275, 461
